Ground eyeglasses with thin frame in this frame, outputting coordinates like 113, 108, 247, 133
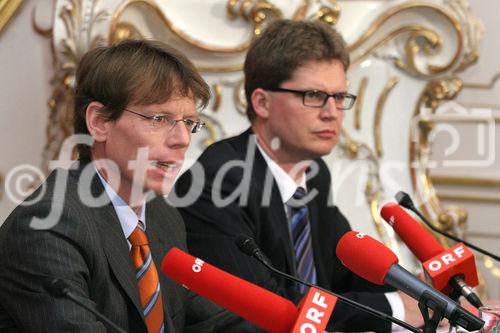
266, 87, 357, 110
123, 109, 205, 134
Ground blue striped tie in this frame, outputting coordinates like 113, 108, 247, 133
287, 187, 316, 293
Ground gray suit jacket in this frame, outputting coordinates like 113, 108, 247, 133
0, 162, 238, 332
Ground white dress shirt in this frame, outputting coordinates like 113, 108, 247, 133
96, 169, 146, 249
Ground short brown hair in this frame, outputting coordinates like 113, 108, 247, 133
74, 39, 210, 160
244, 19, 350, 122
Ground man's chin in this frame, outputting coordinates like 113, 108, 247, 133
145, 181, 174, 197
312, 142, 337, 156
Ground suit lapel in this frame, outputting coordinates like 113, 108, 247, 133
145, 198, 179, 332
246, 132, 296, 275
87, 171, 146, 324
268, 182, 297, 276
306, 166, 329, 285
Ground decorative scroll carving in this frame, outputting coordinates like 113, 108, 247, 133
110, 0, 281, 53
348, 1, 482, 78
227, 0, 282, 36
42, 0, 107, 168
374, 77, 399, 157
354, 77, 368, 130
38, 1, 489, 280
31, 2, 53, 38
409, 78, 464, 246
313, 4, 340, 26
337, 128, 407, 255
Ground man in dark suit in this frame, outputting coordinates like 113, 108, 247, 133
0, 39, 241, 332
174, 19, 423, 332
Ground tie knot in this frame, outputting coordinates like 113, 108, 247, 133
287, 187, 308, 208
128, 226, 148, 246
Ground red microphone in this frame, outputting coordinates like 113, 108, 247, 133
381, 203, 442, 261
289, 287, 337, 333
335, 231, 483, 332
380, 203, 482, 308
161, 247, 298, 333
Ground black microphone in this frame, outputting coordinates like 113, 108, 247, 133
235, 234, 422, 333
396, 191, 499, 261
44, 278, 127, 333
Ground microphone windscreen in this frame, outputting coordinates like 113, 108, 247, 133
380, 203, 444, 261
161, 247, 298, 333
336, 231, 398, 285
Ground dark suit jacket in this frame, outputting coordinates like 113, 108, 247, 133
0, 162, 240, 332
174, 129, 395, 332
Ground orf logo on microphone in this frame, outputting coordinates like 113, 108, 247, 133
388, 215, 395, 227
423, 243, 479, 292
192, 258, 205, 273
291, 288, 338, 333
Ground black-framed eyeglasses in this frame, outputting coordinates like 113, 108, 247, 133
124, 109, 205, 134
266, 87, 357, 110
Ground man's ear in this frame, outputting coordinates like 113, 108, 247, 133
251, 88, 271, 119
85, 101, 109, 142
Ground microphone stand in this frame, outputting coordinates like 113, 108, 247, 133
418, 291, 448, 333
236, 235, 422, 333
396, 191, 499, 262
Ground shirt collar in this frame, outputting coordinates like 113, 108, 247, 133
256, 139, 306, 203
95, 168, 146, 239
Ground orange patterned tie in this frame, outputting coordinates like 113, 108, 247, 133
129, 225, 165, 333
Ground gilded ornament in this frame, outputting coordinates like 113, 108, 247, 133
211, 83, 222, 112
354, 77, 368, 130
228, 0, 282, 36
0, 0, 23, 34
348, 2, 464, 78
199, 114, 226, 147
112, 22, 142, 43
314, 5, 340, 26
42, 0, 107, 169
374, 77, 399, 157
292, 0, 309, 21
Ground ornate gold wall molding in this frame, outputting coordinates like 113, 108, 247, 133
410, 82, 499, 283
437, 193, 500, 204
462, 72, 500, 90
354, 77, 368, 130
348, 2, 461, 75
0, 0, 23, 35
432, 175, 500, 187
348, 1, 482, 78
374, 77, 399, 157
41, 0, 108, 169
31, 2, 55, 38
409, 78, 466, 248
41, 1, 487, 269
110, 0, 282, 52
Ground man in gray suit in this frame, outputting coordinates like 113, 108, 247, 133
0, 40, 242, 332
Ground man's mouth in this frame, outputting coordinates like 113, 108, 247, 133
153, 161, 177, 171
